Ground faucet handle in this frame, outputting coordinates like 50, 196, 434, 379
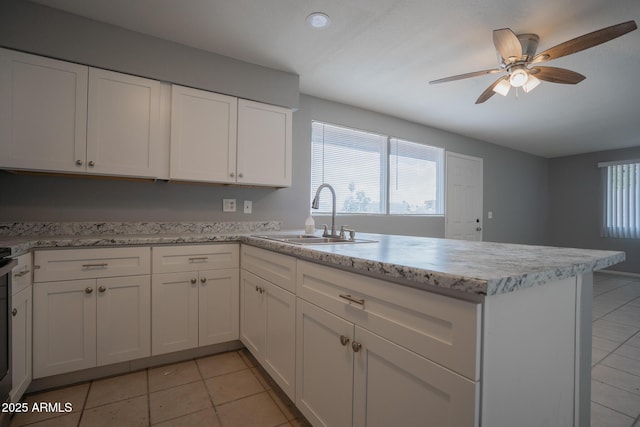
340, 225, 356, 240
321, 224, 329, 237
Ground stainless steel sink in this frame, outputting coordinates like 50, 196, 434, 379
252, 234, 376, 245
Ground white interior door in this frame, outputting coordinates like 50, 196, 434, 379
445, 152, 483, 241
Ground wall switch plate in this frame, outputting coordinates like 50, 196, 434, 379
223, 199, 236, 212
244, 200, 252, 214
488, 211, 493, 219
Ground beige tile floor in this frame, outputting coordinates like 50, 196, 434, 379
591, 272, 640, 427
9, 272, 640, 427
10, 350, 311, 427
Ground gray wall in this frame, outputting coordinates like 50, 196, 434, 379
549, 146, 640, 274
0, 0, 551, 247
0, 0, 298, 109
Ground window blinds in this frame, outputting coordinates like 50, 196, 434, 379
601, 161, 640, 238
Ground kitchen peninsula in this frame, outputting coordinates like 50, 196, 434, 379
0, 222, 624, 427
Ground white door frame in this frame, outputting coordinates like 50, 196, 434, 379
445, 152, 483, 241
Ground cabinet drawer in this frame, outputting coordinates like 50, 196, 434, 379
152, 244, 238, 274
297, 260, 481, 381
11, 253, 32, 295
241, 245, 296, 292
34, 247, 151, 282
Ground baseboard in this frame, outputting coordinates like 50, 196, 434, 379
596, 269, 640, 279
26, 340, 243, 394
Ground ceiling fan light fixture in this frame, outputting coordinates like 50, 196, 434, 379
522, 75, 541, 93
493, 79, 511, 96
509, 67, 529, 87
306, 12, 331, 29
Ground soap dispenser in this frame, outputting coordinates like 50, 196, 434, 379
304, 212, 315, 235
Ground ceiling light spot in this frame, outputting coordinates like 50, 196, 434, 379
306, 12, 331, 29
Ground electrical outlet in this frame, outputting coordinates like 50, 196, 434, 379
488, 211, 493, 219
223, 199, 236, 212
244, 200, 252, 214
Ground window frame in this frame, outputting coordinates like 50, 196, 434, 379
311, 120, 445, 216
599, 159, 640, 239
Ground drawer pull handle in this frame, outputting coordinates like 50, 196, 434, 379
190, 278, 197, 284
13, 269, 30, 278
188, 257, 208, 262
82, 263, 108, 269
200, 277, 207, 284
85, 287, 93, 294
352, 341, 362, 352
12, 308, 17, 317
339, 294, 365, 306
339, 335, 350, 346
98, 286, 106, 293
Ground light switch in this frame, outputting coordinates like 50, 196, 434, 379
244, 201, 252, 214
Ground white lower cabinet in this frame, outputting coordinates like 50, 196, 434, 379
151, 244, 240, 356
296, 299, 478, 427
10, 252, 33, 403
33, 275, 151, 378
295, 260, 480, 427
151, 268, 239, 355
32, 247, 152, 378
240, 245, 297, 400
240, 270, 296, 399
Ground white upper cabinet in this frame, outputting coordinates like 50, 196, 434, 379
170, 84, 237, 183
0, 48, 88, 173
87, 68, 162, 178
237, 99, 292, 187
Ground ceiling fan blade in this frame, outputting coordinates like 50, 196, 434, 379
476, 76, 509, 104
530, 66, 586, 84
531, 20, 637, 64
429, 69, 503, 84
493, 28, 522, 62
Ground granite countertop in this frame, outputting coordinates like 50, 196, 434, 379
0, 222, 625, 297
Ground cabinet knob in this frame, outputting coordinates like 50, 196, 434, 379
85, 287, 93, 294
230, 172, 235, 178
238, 173, 244, 178
190, 278, 197, 284
98, 286, 106, 293
88, 161, 95, 167
200, 277, 207, 284
12, 308, 17, 317
352, 341, 362, 352
476, 227, 482, 232
339, 335, 350, 346
76, 160, 83, 166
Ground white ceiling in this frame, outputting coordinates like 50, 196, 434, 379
31, 0, 640, 158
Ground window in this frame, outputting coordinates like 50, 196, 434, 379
311, 121, 444, 215
600, 160, 640, 239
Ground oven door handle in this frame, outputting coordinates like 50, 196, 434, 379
0, 258, 18, 277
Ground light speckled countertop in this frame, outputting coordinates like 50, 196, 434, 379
0, 222, 625, 297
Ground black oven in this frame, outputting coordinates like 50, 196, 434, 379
0, 248, 17, 407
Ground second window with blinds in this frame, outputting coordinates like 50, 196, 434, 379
311, 121, 444, 215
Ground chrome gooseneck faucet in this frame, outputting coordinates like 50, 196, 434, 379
312, 183, 337, 237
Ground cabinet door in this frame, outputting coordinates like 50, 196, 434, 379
10, 286, 32, 403
0, 48, 88, 173
151, 272, 198, 355
97, 275, 151, 366
239, 270, 265, 357
33, 279, 97, 378
170, 85, 237, 182
237, 99, 292, 187
353, 327, 479, 427
199, 269, 239, 346
87, 68, 162, 178
263, 281, 296, 400
296, 299, 353, 427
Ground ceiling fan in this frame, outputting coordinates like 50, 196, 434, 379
429, 20, 637, 104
